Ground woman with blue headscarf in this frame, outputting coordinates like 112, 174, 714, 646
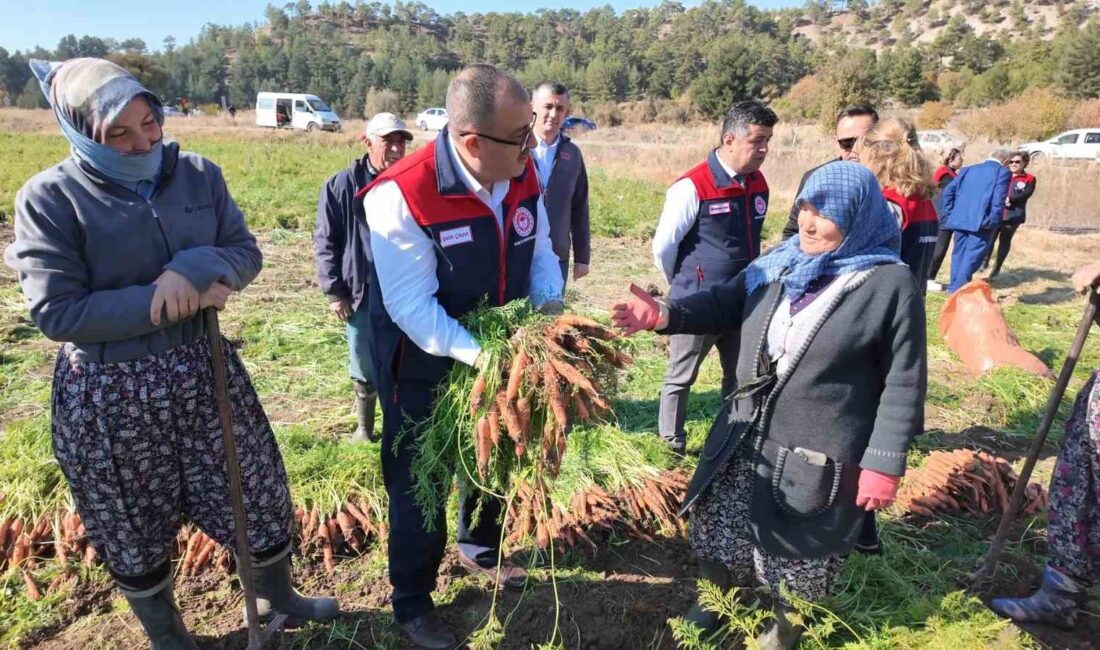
4, 58, 338, 648
612, 162, 927, 648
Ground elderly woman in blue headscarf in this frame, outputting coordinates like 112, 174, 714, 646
612, 162, 927, 649
4, 58, 338, 647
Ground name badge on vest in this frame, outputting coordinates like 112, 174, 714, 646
439, 226, 473, 248
708, 201, 732, 215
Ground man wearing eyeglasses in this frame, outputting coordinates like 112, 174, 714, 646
359, 64, 563, 650
781, 104, 879, 240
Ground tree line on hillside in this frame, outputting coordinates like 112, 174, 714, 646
0, 0, 1097, 123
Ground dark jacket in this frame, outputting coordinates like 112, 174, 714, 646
314, 156, 378, 310
932, 166, 958, 219
5, 144, 262, 364
663, 264, 926, 558
1004, 172, 1036, 224
941, 160, 1011, 233
541, 134, 590, 266
670, 151, 769, 300
782, 159, 839, 240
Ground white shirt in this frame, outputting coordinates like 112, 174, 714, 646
532, 134, 560, 191
364, 135, 563, 367
651, 153, 740, 284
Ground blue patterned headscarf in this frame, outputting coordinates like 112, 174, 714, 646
30, 58, 165, 184
745, 161, 901, 301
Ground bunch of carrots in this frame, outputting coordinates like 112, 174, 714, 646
410, 302, 633, 542
1, 509, 94, 600
897, 448, 1048, 518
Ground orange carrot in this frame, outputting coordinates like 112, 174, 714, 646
476, 415, 492, 479
505, 350, 529, 402
486, 404, 501, 450
22, 570, 40, 601
469, 373, 488, 418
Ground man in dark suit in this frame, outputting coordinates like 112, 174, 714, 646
531, 81, 590, 288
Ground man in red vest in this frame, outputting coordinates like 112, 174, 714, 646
360, 64, 563, 649
651, 100, 777, 455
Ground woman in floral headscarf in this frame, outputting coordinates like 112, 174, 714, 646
4, 58, 338, 648
611, 162, 927, 649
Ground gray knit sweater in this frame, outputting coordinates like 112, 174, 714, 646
664, 264, 927, 558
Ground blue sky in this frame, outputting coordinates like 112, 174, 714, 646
0, 0, 802, 53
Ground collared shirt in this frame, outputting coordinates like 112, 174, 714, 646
364, 135, 563, 367
651, 153, 741, 284
532, 134, 560, 190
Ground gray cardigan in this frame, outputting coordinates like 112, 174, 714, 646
542, 134, 590, 266
664, 264, 926, 558
5, 144, 262, 364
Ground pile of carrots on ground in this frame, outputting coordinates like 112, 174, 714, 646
0, 510, 95, 600
897, 448, 1048, 518
507, 468, 692, 553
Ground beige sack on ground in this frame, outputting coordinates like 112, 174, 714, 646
938, 279, 1055, 379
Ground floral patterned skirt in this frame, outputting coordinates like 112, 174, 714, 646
50, 336, 292, 578
1047, 370, 1100, 584
689, 439, 842, 604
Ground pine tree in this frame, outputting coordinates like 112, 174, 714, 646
1059, 18, 1100, 98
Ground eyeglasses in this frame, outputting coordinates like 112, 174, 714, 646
457, 113, 536, 150
837, 137, 858, 151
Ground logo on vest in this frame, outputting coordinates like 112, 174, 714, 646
1016, 181, 1027, 190
754, 196, 768, 216
513, 207, 535, 238
439, 226, 473, 248
708, 202, 732, 215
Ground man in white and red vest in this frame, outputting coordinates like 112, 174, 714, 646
651, 99, 777, 455
359, 64, 563, 649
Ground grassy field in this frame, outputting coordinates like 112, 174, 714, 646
1, 120, 1099, 649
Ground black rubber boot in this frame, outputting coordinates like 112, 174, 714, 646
755, 600, 804, 650
245, 547, 340, 627
351, 380, 377, 443
120, 578, 199, 650
683, 559, 736, 633
990, 566, 1087, 630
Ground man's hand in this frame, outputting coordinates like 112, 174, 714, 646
610, 283, 663, 335
538, 300, 565, 316
329, 298, 353, 321
151, 269, 200, 326
199, 282, 234, 311
1071, 263, 1100, 294
855, 469, 901, 511
573, 263, 590, 281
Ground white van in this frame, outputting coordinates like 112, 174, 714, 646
255, 92, 342, 132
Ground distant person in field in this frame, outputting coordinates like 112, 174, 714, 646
313, 112, 412, 443
4, 58, 338, 649
939, 149, 1012, 293
531, 81, 590, 288
854, 117, 938, 292
990, 261, 1100, 629
613, 162, 926, 650
927, 147, 964, 292
651, 99, 777, 455
981, 151, 1037, 280
359, 64, 563, 650
781, 103, 879, 240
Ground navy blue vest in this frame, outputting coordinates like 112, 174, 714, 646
359, 130, 542, 393
670, 151, 769, 300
